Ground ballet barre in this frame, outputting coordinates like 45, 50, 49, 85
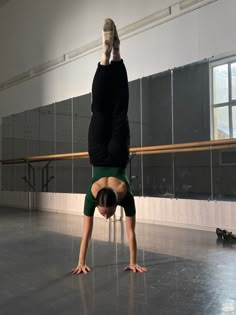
1, 138, 235, 213
1, 138, 236, 164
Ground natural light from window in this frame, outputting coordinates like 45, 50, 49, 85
231, 62, 236, 100
213, 65, 228, 104
213, 106, 229, 139
211, 59, 236, 140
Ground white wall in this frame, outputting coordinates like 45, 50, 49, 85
0, 191, 235, 232
0, 0, 175, 81
0, 0, 236, 119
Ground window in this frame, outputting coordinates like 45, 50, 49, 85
211, 59, 236, 139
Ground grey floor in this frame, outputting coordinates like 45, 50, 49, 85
1, 207, 236, 315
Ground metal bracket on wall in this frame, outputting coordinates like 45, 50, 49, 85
41, 161, 54, 192
21, 161, 36, 211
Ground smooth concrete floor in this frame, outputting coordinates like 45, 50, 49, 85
0, 207, 236, 315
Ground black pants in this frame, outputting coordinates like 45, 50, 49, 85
88, 60, 130, 168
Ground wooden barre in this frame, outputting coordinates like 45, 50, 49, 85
135, 143, 236, 155
1, 138, 236, 164
130, 138, 236, 153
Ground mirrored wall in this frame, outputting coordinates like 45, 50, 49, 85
2, 60, 236, 201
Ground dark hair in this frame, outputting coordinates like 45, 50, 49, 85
96, 188, 117, 207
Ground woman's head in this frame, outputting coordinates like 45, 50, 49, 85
96, 187, 118, 219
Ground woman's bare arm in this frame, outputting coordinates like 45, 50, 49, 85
72, 215, 94, 274
125, 216, 148, 273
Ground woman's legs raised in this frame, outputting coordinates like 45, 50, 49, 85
109, 24, 130, 167
101, 18, 115, 65
112, 23, 121, 62
91, 19, 116, 113
88, 19, 114, 165
89, 19, 130, 168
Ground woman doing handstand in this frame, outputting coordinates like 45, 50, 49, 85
72, 18, 147, 274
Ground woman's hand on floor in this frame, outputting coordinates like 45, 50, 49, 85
124, 264, 148, 273
71, 264, 91, 275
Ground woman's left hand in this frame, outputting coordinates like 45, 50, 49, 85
124, 264, 148, 273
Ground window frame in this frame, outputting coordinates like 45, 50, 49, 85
210, 56, 236, 140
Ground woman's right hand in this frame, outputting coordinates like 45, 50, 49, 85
71, 264, 91, 275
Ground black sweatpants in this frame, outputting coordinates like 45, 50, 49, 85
88, 60, 130, 168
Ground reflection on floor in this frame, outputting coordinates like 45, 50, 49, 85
0, 207, 236, 315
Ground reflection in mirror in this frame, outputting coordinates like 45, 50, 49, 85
40, 104, 55, 155
2, 116, 14, 160
13, 112, 26, 191
128, 80, 142, 196
55, 99, 72, 193
73, 94, 91, 193
212, 149, 236, 201
143, 154, 174, 198
173, 62, 210, 143
174, 152, 211, 200
142, 71, 173, 197
39, 104, 55, 192
25, 108, 40, 156
13, 112, 25, 159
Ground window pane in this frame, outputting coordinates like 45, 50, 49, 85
213, 65, 229, 104
233, 106, 236, 138
213, 106, 229, 139
231, 63, 236, 100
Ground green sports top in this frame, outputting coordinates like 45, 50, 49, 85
84, 166, 136, 217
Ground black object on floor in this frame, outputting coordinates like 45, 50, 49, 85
216, 227, 236, 241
